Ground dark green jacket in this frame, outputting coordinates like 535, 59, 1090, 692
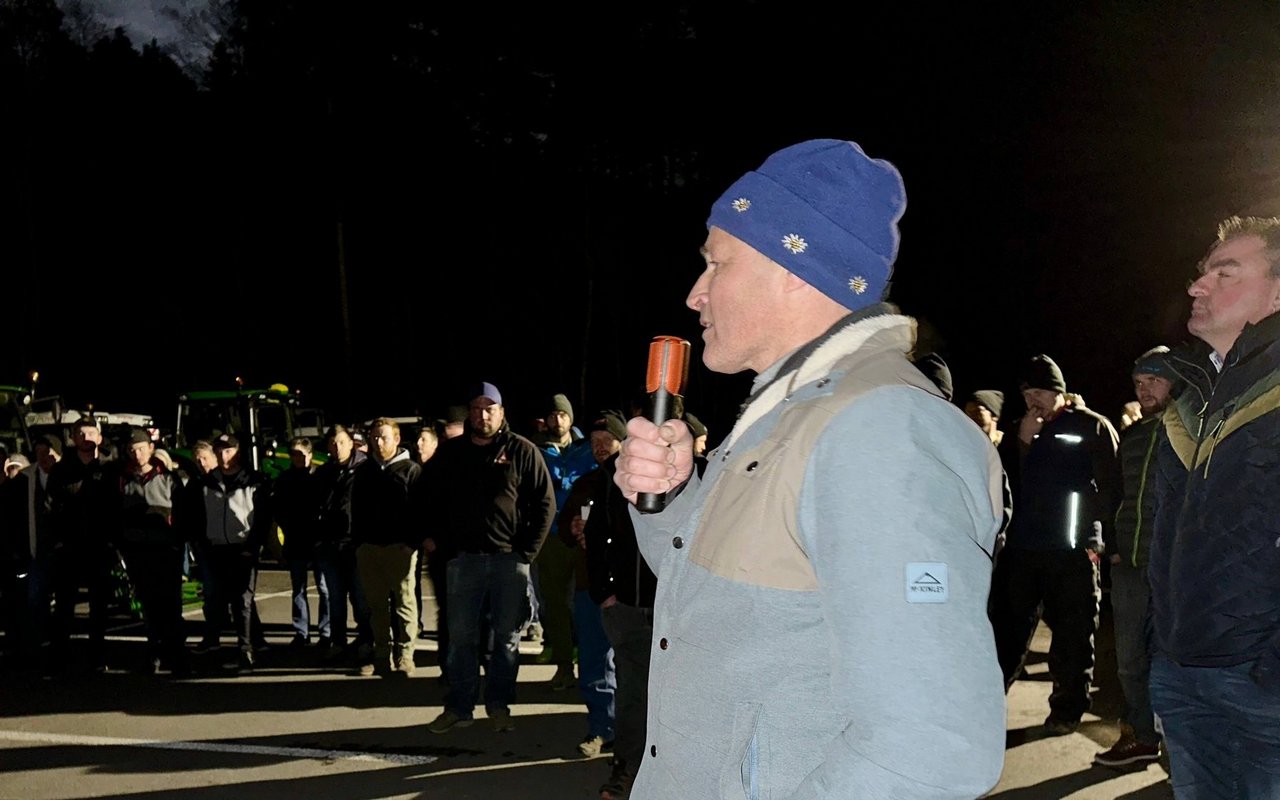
1109, 412, 1163, 568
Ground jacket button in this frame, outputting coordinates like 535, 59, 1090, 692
745, 461, 759, 472
659, 638, 668, 650
650, 745, 657, 757
672, 536, 683, 549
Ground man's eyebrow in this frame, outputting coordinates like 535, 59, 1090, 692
1202, 257, 1242, 273
699, 245, 710, 257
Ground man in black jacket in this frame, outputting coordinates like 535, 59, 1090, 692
571, 410, 653, 800
427, 382, 555, 734
991, 354, 1119, 736
275, 437, 329, 649
184, 434, 273, 673
1150, 216, 1280, 796
1095, 347, 1173, 768
117, 428, 187, 676
315, 425, 372, 663
47, 417, 119, 672
351, 419, 422, 677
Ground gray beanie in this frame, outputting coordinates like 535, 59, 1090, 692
968, 390, 1004, 420
1019, 354, 1067, 394
550, 393, 574, 422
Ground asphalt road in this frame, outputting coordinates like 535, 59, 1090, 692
0, 570, 1172, 799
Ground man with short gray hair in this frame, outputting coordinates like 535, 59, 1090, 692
1150, 215, 1280, 796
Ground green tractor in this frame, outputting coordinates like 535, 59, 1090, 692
0, 383, 33, 458
171, 382, 324, 479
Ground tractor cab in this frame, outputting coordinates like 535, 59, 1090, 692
173, 382, 319, 479
0, 384, 33, 459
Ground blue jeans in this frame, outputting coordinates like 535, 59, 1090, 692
288, 558, 330, 639
1111, 562, 1157, 743
24, 553, 55, 659
574, 589, 615, 740
601, 602, 652, 776
318, 545, 371, 648
1150, 654, 1280, 798
446, 553, 530, 718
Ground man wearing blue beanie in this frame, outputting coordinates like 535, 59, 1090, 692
612, 140, 1006, 799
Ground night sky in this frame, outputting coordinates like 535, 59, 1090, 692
4, 2, 1279, 443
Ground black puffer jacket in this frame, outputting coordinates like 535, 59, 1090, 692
1151, 311, 1280, 687
1108, 412, 1163, 568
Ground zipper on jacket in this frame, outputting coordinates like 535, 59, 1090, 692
1198, 401, 1228, 476
1179, 393, 1215, 517
1129, 421, 1161, 568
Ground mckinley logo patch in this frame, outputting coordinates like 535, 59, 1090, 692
906, 563, 948, 603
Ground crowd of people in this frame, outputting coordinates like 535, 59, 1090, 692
4, 136, 1279, 800
0, 380, 707, 799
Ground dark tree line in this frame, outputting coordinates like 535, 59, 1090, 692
5, 1, 1279, 435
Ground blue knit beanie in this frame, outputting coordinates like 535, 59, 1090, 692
707, 139, 906, 311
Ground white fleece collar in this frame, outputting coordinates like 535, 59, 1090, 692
722, 314, 915, 451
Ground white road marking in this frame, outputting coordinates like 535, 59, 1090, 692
0, 730, 437, 766
180, 588, 295, 618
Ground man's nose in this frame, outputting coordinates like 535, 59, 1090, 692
1187, 274, 1211, 296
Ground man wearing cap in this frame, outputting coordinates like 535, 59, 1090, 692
3, 434, 63, 666
1149, 216, 1280, 796
575, 410, 653, 797
118, 427, 187, 675
614, 140, 1006, 798
533, 393, 597, 690
427, 382, 555, 734
554, 410, 626, 762
1, 449, 35, 664
46, 416, 119, 672
991, 354, 1119, 736
182, 433, 273, 672
1090, 347, 1174, 767
3, 453, 29, 481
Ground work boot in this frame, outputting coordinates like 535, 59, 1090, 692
1043, 714, 1080, 736
1095, 733, 1161, 767
427, 710, 474, 734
